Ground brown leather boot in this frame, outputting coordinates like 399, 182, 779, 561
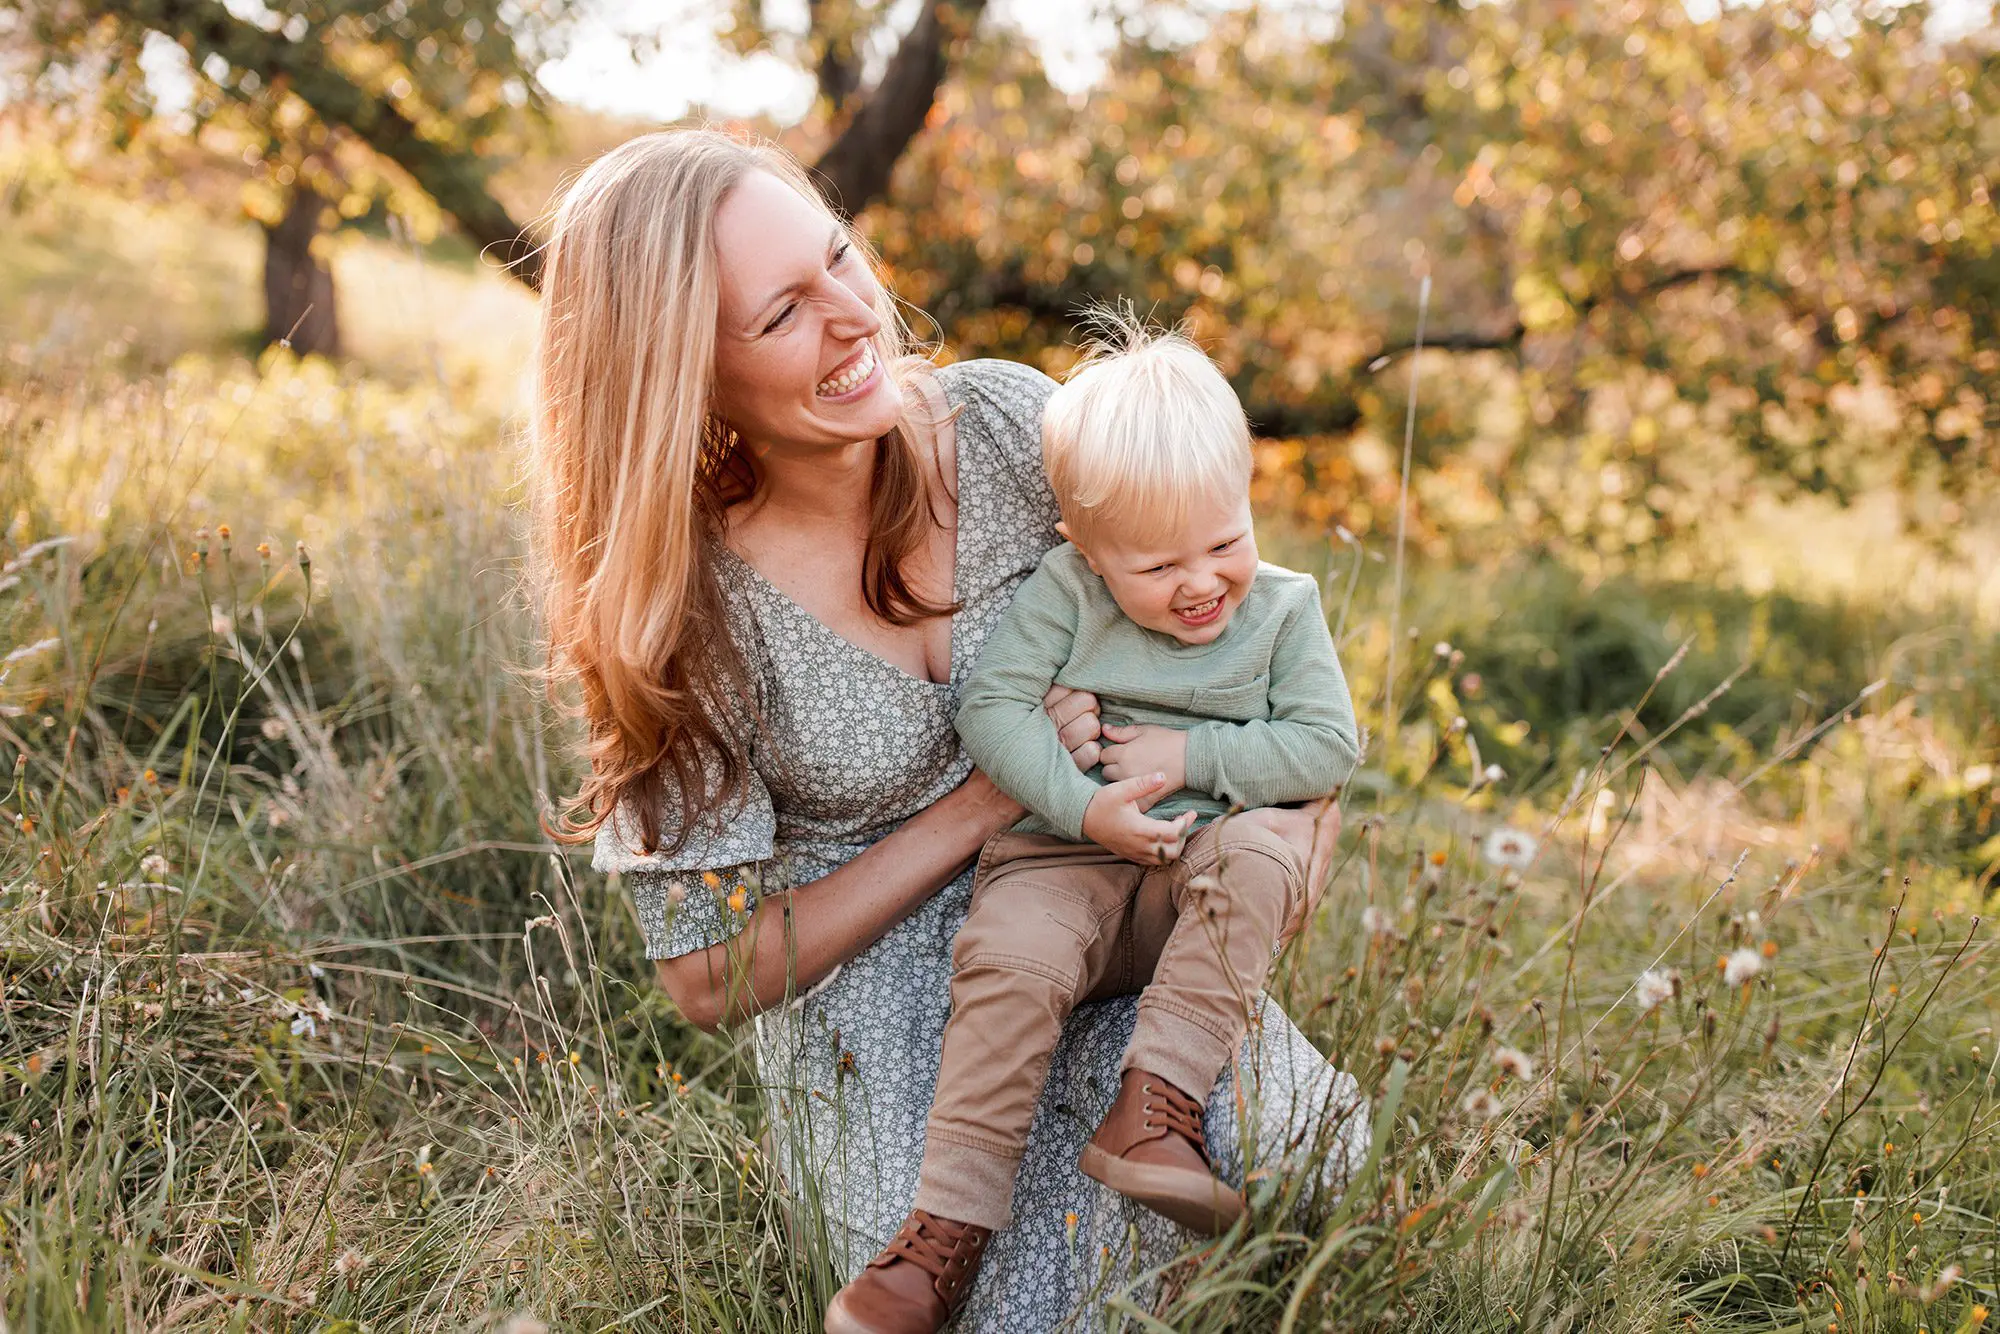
822, 1209, 991, 1334
1079, 1069, 1246, 1236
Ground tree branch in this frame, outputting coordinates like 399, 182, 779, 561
807, 0, 861, 114
147, 0, 544, 288
810, 0, 988, 217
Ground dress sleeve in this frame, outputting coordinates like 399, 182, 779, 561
592, 567, 779, 961
593, 759, 777, 961
936, 358, 1062, 531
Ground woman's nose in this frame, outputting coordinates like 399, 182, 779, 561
822, 274, 882, 338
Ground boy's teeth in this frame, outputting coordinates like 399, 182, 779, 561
816, 344, 877, 396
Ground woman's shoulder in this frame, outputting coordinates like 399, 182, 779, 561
935, 358, 1057, 447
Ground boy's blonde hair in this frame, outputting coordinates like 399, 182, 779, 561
1042, 314, 1252, 548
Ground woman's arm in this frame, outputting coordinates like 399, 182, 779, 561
656, 770, 1021, 1031
656, 687, 1101, 1032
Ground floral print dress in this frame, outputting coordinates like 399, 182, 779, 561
594, 358, 1368, 1330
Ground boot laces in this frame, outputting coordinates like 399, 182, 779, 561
881, 1210, 978, 1280
1140, 1079, 1211, 1163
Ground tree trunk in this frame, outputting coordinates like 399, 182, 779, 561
263, 187, 341, 357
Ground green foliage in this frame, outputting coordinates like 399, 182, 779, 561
877, 0, 1999, 553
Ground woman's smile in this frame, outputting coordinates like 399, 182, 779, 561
816, 341, 881, 399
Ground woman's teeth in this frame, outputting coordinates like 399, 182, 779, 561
816, 343, 878, 397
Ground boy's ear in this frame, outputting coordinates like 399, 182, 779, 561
1056, 522, 1104, 576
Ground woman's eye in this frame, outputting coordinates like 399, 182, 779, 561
763, 304, 796, 335
830, 242, 851, 267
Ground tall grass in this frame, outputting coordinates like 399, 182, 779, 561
4, 164, 1998, 1331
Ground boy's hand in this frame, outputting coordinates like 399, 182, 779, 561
1083, 773, 1198, 865
1098, 723, 1187, 794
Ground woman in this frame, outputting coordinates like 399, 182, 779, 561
528, 128, 1366, 1329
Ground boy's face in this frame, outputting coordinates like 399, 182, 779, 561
1066, 493, 1260, 646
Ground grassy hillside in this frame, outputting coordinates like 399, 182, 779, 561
3, 155, 1997, 1332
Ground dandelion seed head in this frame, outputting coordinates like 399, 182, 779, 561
1723, 947, 1763, 987
1459, 1088, 1503, 1120
1482, 828, 1537, 871
1493, 1046, 1534, 1082
1633, 968, 1676, 1013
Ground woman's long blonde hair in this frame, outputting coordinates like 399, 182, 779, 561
529, 127, 947, 856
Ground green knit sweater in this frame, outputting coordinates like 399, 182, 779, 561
956, 544, 1361, 840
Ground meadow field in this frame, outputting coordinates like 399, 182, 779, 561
3, 145, 1998, 1333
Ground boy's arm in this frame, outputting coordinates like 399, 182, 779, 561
955, 565, 1103, 840
1182, 585, 1361, 809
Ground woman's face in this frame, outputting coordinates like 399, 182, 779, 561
709, 170, 904, 454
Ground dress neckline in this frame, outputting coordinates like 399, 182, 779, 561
717, 367, 964, 691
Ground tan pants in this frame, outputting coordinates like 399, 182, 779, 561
914, 819, 1303, 1230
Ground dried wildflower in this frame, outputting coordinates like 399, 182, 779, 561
666, 880, 688, 907
1760, 939, 1779, 959
1360, 905, 1393, 939
1482, 828, 1537, 871
143, 768, 157, 784
701, 870, 723, 889
290, 1010, 317, 1039
333, 1248, 367, 1280
1493, 1046, 1534, 1082
1633, 968, 1677, 1013
1, 636, 59, 667
260, 717, 286, 741
727, 887, 748, 913
139, 852, 170, 879
1722, 947, 1763, 987
1459, 1088, 1503, 1120
1919, 1265, 1961, 1302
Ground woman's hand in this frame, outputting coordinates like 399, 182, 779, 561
1234, 798, 1344, 947
1042, 685, 1103, 772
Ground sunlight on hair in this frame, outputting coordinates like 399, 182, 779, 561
1042, 308, 1252, 548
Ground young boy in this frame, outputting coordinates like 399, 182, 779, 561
824, 323, 1360, 1334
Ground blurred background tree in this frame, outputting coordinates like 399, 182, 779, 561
9, 0, 993, 353
15, 0, 578, 353
864, 0, 1997, 560
5, 0, 1993, 559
